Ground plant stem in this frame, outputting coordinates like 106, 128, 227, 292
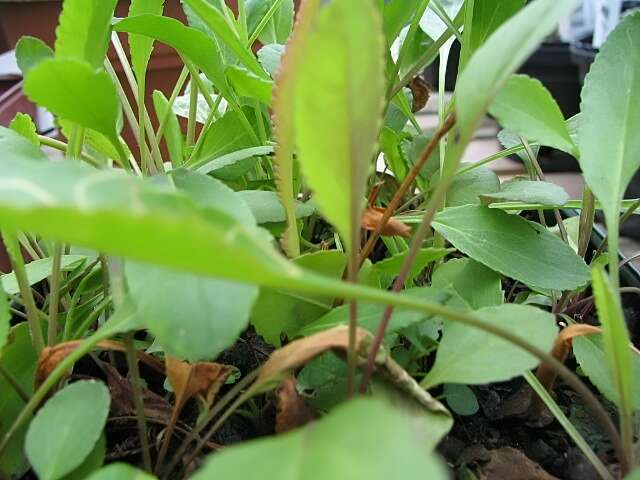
2, 233, 44, 356
247, 0, 285, 45
186, 74, 198, 147
155, 67, 189, 145
578, 186, 596, 257
37, 136, 100, 167
47, 243, 62, 346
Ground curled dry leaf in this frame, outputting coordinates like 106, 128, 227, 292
35, 339, 164, 389
165, 356, 232, 411
408, 76, 432, 113
275, 376, 315, 433
361, 207, 411, 238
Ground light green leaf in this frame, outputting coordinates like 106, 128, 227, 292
432, 205, 590, 291
190, 398, 448, 479
449, 0, 580, 172
1, 255, 87, 295
443, 383, 479, 416
591, 267, 634, 434
152, 90, 184, 167
183, 0, 267, 77
113, 14, 233, 101
573, 334, 640, 409
0, 324, 37, 478
195, 146, 273, 176
54, 0, 117, 68
128, 0, 165, 81
578, 13, 640, 226
480, 179, 570, 206
25, 380, 110, 480
237, 190, 314, 224
15, 36, 54, 76
0, 286, 7, 352
382, 0, 416, 42
489, 75, 577, 156
86, 464, 156, 480
62, 434, 106, 480
432, 257, 503, 309
9, 113, 39, 145
422, 304, 557, 387
294, 0, 385, 251
126, 261, 258, 361
373, 247, 452, 286
24, 58, 121, 149
257, 43, 284, 78
444, 166, 500, 207
226, 65, 274, 104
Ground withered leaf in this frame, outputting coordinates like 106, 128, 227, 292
275, 376, 315, 433
408, 76, 432, 113
165, 356, 232, 412
361, 207, 411, 238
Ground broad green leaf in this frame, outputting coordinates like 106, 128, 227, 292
432, 205, 590, 291
422, 304, 557, 387
226, 65, 274, 104
9, 113, 39, 145
257, 43, 284, 78
382, 0, 416, 42
573, 334, 640, 409
448, 0, 580, 173
271, 0, 319, 258
0, 286, 7, 351
86, 464, 155, 480
444, 166, 500, 207
480, 179, 570, 206
297, 350, 353, 410
443, 383, 479, 416
293, 0, 385, 251
184, 0, 268, 78
237, 190, 314, 224
152, 90, 184, 167
63, 434, 106, 480
24, 58, 122, 150
591, 267, 634, 431
25, 380, 111, 480
0, 138, 296, 286
126, 261, 258, 361
195, 146, 273, 176
1, 255, 87, 295
128, 0, 165, 81
373, 247, 451, 287
432, 257, 502, 309
113, 14, 233, 101
0, 324, 37, 478
578, 13, 640, 226
190, 398, 448, 479
489, 75, 577, 156
458, 0, 525, 70
298, 286, 466, 338
54, 0, 117, 68
15, 36, 53, 75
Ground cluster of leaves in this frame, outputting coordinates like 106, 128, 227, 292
0, 0, 639, 478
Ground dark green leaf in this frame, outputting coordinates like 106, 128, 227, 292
372, 247, 451, 286
480, 179, 570, 206
15, 36, 54, 76
432, 257, 503, 309
443, 383, 479, 416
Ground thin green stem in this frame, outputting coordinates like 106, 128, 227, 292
37, 136, 100, 167
47, 243, 62, 346
155, 67, 189, 145
248, 0, 285, 45
2, 233, 44, 356
186, 74, 198, 147
578, 187, 596, 258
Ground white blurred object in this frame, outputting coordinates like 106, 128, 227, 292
559, 1, 596, 43
593, 0, 623, 47
559, 0, 626, 47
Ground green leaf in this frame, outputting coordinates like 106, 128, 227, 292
293, 0, 385, 251
444, 166, 500, 207
237, 190, 314, 224
443, 383, 479, 416
298, 286, 466, 338
432, 205, 590, 291
54, 0, 117, 68
62, 434, 106, 480
249, 0, 294, 45
373, 247, 451, 286
480, 179, 570, 206
382, 0, 416, 42
128, 0, 165, 81
195, 146, 273, 176
578, 13, 640, 226
9, 113, 39, 145
152, 90, 184, 167
591, 267, 634, 434
1, 255, 87, 295
23, 58, 122, 149
25, 380, 111, 480
257, 43, 284, 78
15, 36, 54, 76
432, 257, 503, 309
573, 334, 640, 410
449, 0, 580, 171
0, 286, 7, 352
113, 14, 234, 101
0, 324, 37, 478
226, 65, 274, 104
183, 0, 267, 77
86, 463, 156, 480
190, 398, 448, 479
126, 261, 258, 361
489, 75, 577, 156
422, 304, 557, 387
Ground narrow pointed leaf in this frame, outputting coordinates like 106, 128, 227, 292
152, 90, 184, 167
294, 0, 385, 251
128, 0, 165, 81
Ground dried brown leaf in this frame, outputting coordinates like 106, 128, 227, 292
408, 76, 432, 113
165, 356, 232, 411
275, 376, 315, 433
361, 207, 411, 238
